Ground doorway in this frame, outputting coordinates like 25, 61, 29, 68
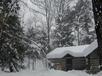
65, 58, 72, 71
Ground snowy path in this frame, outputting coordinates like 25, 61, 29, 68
0, 70, 102, 76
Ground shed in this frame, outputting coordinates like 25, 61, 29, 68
47, 40, 99, 71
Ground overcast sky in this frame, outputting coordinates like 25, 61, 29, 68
20, 0, 79, 32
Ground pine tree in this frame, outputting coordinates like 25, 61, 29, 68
53, 0, 75, 47
26, 26, 48, 55
0, 0, 26, 72
54, 15, 74, 47
25, 26, 48, 69
72, 0, 96, 45
54, 0, 96, 47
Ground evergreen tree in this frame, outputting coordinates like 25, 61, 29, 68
53, 0, 75, 47
74, 0, 96, 45
54, 14, 74, 47
26, 26, 47, 56
54, 0, 96, 47
0, 0, 26, 72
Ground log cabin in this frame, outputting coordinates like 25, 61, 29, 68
47, 40, 100, 71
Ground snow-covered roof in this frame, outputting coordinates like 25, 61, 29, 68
47, 45, 89, 58
47, 40, 98, 58
83, 40, 98, 57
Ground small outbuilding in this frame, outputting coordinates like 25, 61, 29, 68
47, 40, 99, 71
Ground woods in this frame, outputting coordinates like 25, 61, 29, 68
21, 0, 95, 49
0, 0, 102, 74
0, 0, 26, 72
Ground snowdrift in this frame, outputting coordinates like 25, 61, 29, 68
0, 70, 102, 76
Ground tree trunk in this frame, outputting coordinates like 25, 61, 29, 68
92, 0, 102, 70
32, 58, 35, 70
44, 0, 51, 53
28, 56, 31, 69
9, 63, 14, 72
92, 0, 102, 56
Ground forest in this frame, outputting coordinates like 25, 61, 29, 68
0, 0, 102, 76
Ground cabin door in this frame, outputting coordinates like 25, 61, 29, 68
66, 58, 72, 70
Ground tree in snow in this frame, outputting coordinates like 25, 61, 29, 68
53, 0, 77, 47
73, 0, 96, 45
92, 0, 102, 69
52, 0, 75, 47
0, 0, 26, 72
92, 0, 102, 54
53, 0, 96, 47
21, 0, 70, 53
26, 26, 48, 55
25, 26, 48, 70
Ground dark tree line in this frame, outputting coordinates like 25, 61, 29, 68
0, 0, 26, 72
92, 0, 102, 66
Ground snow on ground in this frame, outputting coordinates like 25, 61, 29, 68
0, 69, 102, 76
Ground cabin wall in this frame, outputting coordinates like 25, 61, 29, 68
87, 49, 100, 70
64, 54, 86, 70
49, 59, 66, 70
72, 57, 86, 70
48, 49, 100, 71
89, 49, 99, 65
49, 57, 86, 70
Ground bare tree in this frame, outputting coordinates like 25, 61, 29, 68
20, 0, 67, 53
